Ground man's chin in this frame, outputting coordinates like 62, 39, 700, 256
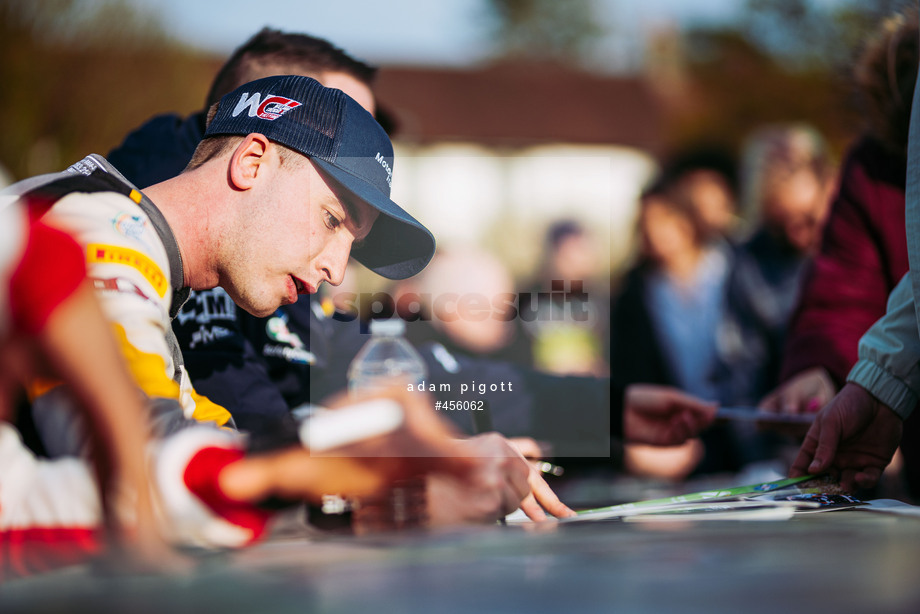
224, 285, 296, 317
239, 302, 282, 318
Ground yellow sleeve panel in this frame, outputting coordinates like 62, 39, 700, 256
110, 323, 233, 428
187, 388, 235, 429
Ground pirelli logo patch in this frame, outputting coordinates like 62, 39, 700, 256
87, 243, 168, 298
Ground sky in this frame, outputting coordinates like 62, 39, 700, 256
134, 0, 747, 68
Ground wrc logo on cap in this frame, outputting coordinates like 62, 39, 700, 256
232, 92, 302, 121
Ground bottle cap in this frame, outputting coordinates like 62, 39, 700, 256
369, 318, 406, 337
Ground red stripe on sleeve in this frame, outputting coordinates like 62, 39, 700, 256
0, 527, 106, 581
183, 447, 273, 544
9, 222, 85, 335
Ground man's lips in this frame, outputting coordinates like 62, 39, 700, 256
291, 275, 317, 295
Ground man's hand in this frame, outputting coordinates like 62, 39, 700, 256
507, 436, 545, 460
623, 384, 717, 446
760, 367, 837, 415
790, 383, 904, 491
223, 387, 476, 503
427, 432, 575, 525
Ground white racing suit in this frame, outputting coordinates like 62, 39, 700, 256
4, 154, 234, 448
0, 158, 268, 578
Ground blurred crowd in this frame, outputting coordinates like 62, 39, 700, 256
2, 3, 920, 584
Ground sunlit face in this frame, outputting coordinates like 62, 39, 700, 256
763, 169, 831, 254
640, 197, 698, 266
554, 233, 599, 281
679, 170, 736, 237
220, 149, 378, 317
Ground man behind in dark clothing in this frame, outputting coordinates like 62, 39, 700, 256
108, 28, 715, 477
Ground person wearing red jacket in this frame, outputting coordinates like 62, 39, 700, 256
762, 6, 920, 495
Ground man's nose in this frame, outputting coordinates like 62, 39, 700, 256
318, 239, 351, 287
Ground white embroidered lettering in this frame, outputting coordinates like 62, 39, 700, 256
232, 92, 262, 118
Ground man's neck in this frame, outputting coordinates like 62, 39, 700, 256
143, 170, 222, 291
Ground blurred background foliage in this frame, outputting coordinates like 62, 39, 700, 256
0, 0, 911, 180
0, 0, 218, 178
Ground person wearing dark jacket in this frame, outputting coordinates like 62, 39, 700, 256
611, 178, 733, 479
716, 123, 835, 408
107, 29, 715, 470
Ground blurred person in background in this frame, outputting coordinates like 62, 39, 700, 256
655, 146, 741, 242
705, 124, 835, 474
717, 124, 836, 409
393, 248, 533, 367
520, 220, 608, 377
610, 181, 731, 480
790, 12, 920, 494
763, 7, 920, 497
613, 125, 833, 481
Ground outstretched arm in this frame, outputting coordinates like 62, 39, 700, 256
6, 217, 180, 570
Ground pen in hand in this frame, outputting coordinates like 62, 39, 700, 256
532, 460, 564, 477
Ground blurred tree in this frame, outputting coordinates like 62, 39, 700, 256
668, 29, 853, 154
740, 0, 907, 71
0, 0, 219, 181
658, 0, 909, 160
482, 0, 603, 62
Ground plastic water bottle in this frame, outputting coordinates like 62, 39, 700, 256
346, 318, 428, 532
347, 318, 427, 396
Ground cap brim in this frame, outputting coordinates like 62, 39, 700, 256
312, 160, 435, 280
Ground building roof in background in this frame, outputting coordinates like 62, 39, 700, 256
375, 61, 664, 152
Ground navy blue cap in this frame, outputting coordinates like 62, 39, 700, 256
204, 75, 435, 280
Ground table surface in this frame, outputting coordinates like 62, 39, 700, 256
3, 505, 920, 614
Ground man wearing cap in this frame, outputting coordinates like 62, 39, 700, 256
105, 30, 714, 468
4, 75, 577, 524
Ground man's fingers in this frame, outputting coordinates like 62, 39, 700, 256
807, 417, 839, 474
758, 390, 780, 413
854, 466, 883, 489
789, 424, 821, 477
518, 493, 547, 522
430, 448, 480, 478
504, 456, 531, 501
839, 468, 859, 493
527, 468, 575, 519
516, 476, 576, 522
508, 437, 544, 460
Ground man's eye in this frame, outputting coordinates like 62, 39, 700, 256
325, 211, 341, 229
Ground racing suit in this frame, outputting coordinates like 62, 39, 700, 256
0, 200, 265, 579
3, 154, 233, 453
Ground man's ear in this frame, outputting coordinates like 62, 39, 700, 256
228, 133, 271, 191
